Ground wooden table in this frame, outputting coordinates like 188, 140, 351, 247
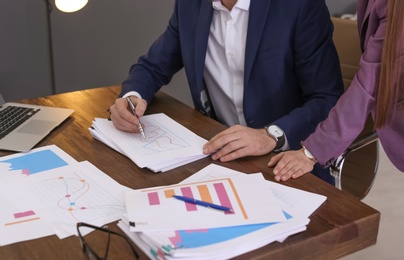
0, 86, 380, 259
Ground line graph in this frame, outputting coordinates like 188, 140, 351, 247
0, 147, 126, 244
91, 114, 207, 171
29, 170, 125, 224
139, 119, 190, 155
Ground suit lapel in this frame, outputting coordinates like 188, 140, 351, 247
194, 1, 213, 93
244, 0, 272, 87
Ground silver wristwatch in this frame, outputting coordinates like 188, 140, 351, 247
265, 125, 285, 150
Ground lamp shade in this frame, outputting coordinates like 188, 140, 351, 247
55, 0, 88, 13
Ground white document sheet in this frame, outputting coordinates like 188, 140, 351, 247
117, 164, 326, 259
183, 164, 327, 219
125, 173, 286, 232
0, 146, 129, 245
25, 161, 129, 239
90, 113, 208, 172
0, 145, 78, 245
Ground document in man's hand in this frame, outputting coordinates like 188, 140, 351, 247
89, 113, 208, 172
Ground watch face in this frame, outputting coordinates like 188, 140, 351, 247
268, 125, 284, 138
303, 147, 315, 160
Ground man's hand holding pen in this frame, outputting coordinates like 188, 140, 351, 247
109, 96, 147, 137
126, 97, 146, 139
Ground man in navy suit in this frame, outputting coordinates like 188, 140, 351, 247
109, 0, 344, 183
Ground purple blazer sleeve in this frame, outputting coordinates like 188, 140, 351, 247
305, 0, 404, 172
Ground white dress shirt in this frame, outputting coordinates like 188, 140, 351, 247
123, 0, 289, 150
204, 0, 250, 126
125, 0, 250, 127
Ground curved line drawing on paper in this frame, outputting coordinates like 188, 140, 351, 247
140, 119, 190, 154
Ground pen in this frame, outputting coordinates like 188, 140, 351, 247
126, 96, 146, 139
173, 195, 233, 212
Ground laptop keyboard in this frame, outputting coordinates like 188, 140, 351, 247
0, 106, 40, 139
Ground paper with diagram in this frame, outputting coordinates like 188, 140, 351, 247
90, 113, 208, 172
125, 172, 286, 232
118, 164, 326, 260
0, 145, 128, 245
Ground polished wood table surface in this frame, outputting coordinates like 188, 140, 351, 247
0, 86, 380, 259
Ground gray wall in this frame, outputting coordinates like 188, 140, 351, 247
0, 1, 52, 100
1, 0, 356, 107
50, 0, 186, 96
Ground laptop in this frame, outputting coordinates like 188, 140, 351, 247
0, 102, 74, 152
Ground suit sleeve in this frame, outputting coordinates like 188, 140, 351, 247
120, 1, 184, 103
273, 0, 344, 150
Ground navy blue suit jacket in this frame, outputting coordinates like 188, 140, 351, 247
121, 0, 343, 153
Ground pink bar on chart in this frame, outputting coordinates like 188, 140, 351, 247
214, 183, 234, 214
147, 192, 160, 205
14, 210, 35, 219
181, 187, 197, 211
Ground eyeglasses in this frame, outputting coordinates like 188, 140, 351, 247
76, 222, 139, 260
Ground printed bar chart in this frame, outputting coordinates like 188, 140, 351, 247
144, 179, 238, 215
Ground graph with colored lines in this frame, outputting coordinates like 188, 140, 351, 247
0, 158, 128, 244
139, 118, 190, 155
90, 114, 208, 172
0, 148, 75, 224
125, 173, 287, 232
29, 170, 125, 224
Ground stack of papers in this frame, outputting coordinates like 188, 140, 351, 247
89, 113, 208, 172
0, 145, 129, 246
118, 164, 327, 259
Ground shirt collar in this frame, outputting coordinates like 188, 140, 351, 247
212, 0, 250, 11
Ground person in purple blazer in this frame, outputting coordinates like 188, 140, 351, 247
269, 0, 404, 181
109, 0, 344, 183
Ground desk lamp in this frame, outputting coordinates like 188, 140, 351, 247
55, 0, 88, 13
